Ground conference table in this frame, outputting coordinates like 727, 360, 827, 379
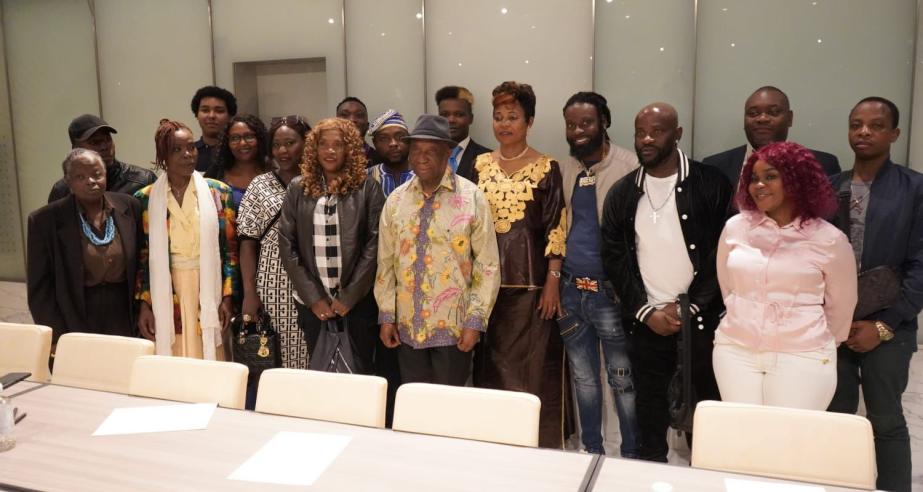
0, 382, 870, 491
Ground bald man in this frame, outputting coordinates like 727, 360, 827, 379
703, 86, 840, 190
601, 103, 732, 462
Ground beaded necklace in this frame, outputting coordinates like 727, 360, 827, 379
79, 212, 115, 246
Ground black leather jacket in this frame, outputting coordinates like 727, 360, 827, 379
601, 153, 733, 328
48, 159, 157, 203
278, 176, 385, 310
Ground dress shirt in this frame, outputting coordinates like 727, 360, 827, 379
375, 168, 501, 349
716, 211, 857, 352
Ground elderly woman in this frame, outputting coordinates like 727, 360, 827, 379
278, 117, 384, 373
205, 114, 270, 212
714, 141, 857, 409
472, 81, 568, 449
238, 115, 311, 368
135, 119, 239, 359
27, 148, 143, 343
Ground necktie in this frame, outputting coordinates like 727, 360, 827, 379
449, 145, 463, 172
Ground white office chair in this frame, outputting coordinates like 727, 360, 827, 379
51, 333, 154, 393
393, 383, 541, 447
128, 355, 248, 409
691, 400, 876, 490
0, 322, 52, 382
255, 368, 387, 428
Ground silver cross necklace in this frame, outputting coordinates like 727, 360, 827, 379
644, 174, 677, 224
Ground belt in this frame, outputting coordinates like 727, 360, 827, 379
561, 272, 604, 293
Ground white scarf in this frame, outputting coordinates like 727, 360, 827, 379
148, 171, 223, 360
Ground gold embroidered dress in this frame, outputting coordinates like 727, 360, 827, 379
473, 153, 568, 448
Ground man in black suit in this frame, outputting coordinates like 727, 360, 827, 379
436, 85, 491, 181
703, 86, 840, 190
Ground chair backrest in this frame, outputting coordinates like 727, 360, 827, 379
392, 383, 541, 447
129, 355, 248, 409
691, 400, 876, 490
255, 368, 387, 428
51, 333, 154, 393
0, 322, 52, 383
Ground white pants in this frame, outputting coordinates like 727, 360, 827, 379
712, 331, 837, 410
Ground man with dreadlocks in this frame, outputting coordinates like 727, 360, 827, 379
558, 91, 640, 457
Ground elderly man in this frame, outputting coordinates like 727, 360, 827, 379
376, 114, 500, 385
48, 114, 155, 202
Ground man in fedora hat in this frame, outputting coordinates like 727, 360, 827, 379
375, 114, 501, 385
48, 114, 156, 202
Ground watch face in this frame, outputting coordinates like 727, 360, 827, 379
877, 323, 894, 341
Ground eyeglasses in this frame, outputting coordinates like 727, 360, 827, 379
228, 134, 258, 144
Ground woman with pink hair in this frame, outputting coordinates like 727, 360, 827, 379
713, 141, 857, 410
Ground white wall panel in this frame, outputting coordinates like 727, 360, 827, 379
425, 0, 594, 162
95, 0, 213, 165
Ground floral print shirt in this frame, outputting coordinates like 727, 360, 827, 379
375, 169, 501, 349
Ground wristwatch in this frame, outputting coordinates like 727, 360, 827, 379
875, 321, 894, 342
549, 270, 561, 279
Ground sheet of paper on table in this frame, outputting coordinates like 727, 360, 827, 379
228, 431, 352, 486
725, 477, 826, 492
92, 402, 217, 436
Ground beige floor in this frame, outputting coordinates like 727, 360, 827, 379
3, 280, 921, 488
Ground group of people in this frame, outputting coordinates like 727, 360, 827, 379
24, 81, 920, 491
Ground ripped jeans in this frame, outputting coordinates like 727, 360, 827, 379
558, 277, 640, 457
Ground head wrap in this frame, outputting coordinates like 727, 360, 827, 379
368, 109, 408, 136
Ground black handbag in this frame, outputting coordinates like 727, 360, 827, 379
230, 312, 282, 377
309, 318, 359, 374
855, 265, 902, 320
668, 294, 696, 434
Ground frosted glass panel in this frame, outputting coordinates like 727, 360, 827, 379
425, 0, 593, 162
212, 0, 346, 121
694, 0, 915, 165
594, 0, 695, 155
95, 0, 213, 166
4, 0, 98, 254
345, 0, 424, 127
0, 15, 24, 280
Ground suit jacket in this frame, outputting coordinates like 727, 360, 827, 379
703, 144, 841, 190
455, 139, 492, 182
27, 192, 142, 342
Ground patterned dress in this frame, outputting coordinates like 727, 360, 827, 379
237, 172, 308, 369
472, 153, 569, 449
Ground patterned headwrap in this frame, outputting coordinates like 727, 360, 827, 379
368, 109, 408, 136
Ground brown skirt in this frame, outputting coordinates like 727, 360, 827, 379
475, 287, 566, 448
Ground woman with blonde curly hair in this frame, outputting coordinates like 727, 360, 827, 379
278, 117, 385, 373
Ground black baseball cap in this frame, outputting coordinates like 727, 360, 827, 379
68, 114, 117, 143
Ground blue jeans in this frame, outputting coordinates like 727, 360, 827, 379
558, 277, 640, 457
